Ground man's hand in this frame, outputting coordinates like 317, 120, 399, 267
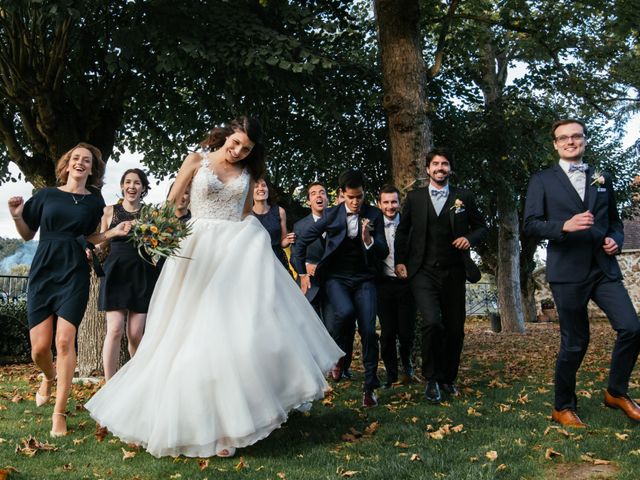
306, 263, 317, 277
602, 237, 619, 255
299, 275, 311, 294
562, 211, 594, 232
452, 237, 470, 250
361, 218, 373, 246
395, 264, 408, 279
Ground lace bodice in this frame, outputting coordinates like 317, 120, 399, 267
189, 155, 250, 221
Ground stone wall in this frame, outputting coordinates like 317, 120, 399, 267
533, 250, 640, 318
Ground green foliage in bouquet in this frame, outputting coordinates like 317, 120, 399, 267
129, 202, 192, 265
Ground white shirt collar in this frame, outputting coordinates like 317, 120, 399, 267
384, 214, 399, 226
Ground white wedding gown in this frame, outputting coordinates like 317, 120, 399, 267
85, 156, 343, 458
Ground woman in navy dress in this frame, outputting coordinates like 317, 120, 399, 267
99, 168, 159, 380
7, 143, 130, 437
251, 178, 295, 272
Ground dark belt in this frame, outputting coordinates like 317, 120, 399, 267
40, 232, 105, 277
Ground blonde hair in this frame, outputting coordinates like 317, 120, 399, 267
55, 142, 105, 189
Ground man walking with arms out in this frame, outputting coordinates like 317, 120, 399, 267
524, 119, 640, 427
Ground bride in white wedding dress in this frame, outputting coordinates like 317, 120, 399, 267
85, 116, 343, 458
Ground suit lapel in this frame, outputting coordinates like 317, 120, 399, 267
586, 167, 597, 212
447, 187, 456, 231
552, 165, 584, 211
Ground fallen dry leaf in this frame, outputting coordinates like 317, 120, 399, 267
277, 472, 286, 479
198, 459, 209, 470
121, 448, 136, 461
615, 433, 629, 441
234, 457, 248, 471
544, 447, 563, 460
394, 441, 409, 449
15, 436, 58, 457
363, 422, 379, 435
486, 450, 498, 461
410, 453, 422, 462
95, 424, 109, 442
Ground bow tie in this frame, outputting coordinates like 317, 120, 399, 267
568, 164, 587, 173
346, 211, 358, 216
385, 222, 396, 228
431, 189, 447, 198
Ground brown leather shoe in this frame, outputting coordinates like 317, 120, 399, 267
604, 390, 640, 422
330, 358, 343, 382
551, 408, 587, 428
362, 390, 378, 408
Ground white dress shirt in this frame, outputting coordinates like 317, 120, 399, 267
382, 214, 399, 277
559, 159, 587, 201
429, 184, 449, 215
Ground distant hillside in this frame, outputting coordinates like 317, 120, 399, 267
0, 237, 23, 262
0, 237, 35, 274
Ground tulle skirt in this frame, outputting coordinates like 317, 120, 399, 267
85, 216, 343, 458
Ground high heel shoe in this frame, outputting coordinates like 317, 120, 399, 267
216, 447, 236, 458
35, 374, 56, 407
50, 412, 68, 438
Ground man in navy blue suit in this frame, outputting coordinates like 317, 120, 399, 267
524, 118, 640, 427
293, 182, 357, 379
292, 170, 389, 407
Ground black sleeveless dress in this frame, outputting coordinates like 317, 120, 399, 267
98, 204, 159, 312
22, 187, 105, 329
252, 205, 291, 273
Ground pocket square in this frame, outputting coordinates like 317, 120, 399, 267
454, 208, 466, 214
597, 187, 606, 192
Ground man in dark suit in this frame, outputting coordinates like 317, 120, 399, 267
293, 182, 330, 317
524, 118, 640, 427
376, 185, 417, 388
395, 148, 487, 404
292, 170, 389, 407
293, 182, 356, 379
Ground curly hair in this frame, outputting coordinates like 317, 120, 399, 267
200, 116, 266, 181
55, 142, 105, 189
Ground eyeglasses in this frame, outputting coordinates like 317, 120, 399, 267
554, 133, 586, 144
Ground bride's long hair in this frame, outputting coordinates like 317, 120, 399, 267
200, 116, 266, 181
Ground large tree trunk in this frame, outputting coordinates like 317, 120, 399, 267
77, 272, 105, 377
495, 191, 525, 332
374, 0, 431, 191
477, 41, 525, 333
520, 235, 539, 323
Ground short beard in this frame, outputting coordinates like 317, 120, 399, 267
429, 174, 449, 186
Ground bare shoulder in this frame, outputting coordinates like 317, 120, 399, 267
103, 204, 114, 216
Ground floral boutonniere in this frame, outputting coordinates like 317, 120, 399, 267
590, 170, 605, 186
450, 198, 465, 213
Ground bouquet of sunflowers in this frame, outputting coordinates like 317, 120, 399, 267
129, 202, 193, 265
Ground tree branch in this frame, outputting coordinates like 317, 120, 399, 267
427, 0, 460, 80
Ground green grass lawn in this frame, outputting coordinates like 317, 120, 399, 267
1, 319, 638, 480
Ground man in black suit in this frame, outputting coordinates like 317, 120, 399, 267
395, 148, 487, 404
292, 170, 389, 407
376, 185, 417, 388
524, 118, 640, 427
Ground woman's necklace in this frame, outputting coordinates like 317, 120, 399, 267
70, 193, 86, 205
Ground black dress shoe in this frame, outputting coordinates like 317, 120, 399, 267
440, 383, 460, 397
424, 381, 441, 404
362, 390, 378, 408
341, 369, 353, 380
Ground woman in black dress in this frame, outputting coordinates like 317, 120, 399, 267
99, 168, 159, 380
7, 143, 130, 437
251, 178, 295, 272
